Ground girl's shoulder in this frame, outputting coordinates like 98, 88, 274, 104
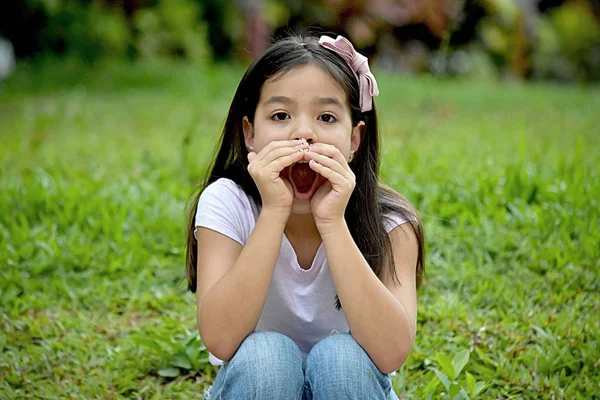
378, 183, 421, 232
197, 177, 257, 218
195, 178, 257, 244
201, 177, 246, 199
382, 212, 410, 233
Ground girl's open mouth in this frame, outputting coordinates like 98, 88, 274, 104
281, 162, 324, 200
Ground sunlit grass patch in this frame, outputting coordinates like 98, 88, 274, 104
1, 60, 598, 398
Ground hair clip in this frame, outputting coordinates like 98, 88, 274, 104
318, 35, 379, 112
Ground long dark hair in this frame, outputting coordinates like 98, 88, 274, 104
185, 34, 425, 306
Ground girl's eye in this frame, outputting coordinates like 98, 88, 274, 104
318, 114, 337, 123
271, 112, 290, 121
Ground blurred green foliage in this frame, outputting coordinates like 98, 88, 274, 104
442, 0, 600, 81
16, 0, 132, 61
133, 0, 209, 61
534, 1, 600, 81
1, 1, 599, 78
2, 0, 208, 62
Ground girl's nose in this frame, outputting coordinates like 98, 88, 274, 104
290, 119, 317, 143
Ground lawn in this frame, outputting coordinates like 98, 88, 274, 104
1, 59, 599, 399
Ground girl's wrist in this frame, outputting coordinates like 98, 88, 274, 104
316, 218, 348, 239
259, 205, 291, 226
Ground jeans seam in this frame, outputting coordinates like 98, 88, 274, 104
208, 362, 232, 400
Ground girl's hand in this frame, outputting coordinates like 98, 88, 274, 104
306, 143, 356, 233
247, 140, 309, 222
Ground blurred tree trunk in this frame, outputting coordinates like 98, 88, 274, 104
241, 0, 268, 59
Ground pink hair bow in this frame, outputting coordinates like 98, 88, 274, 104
318, 35, 379, 112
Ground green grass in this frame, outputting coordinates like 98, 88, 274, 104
1, 59, 599, 399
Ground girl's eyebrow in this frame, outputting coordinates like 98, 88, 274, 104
263, 96, 344, 109
314, 97, 344, 109
263, 96, 294, 106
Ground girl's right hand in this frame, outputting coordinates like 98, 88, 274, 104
247, 140, 308, 221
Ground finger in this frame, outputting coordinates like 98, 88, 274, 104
306, 152, 354, 180
247, 152, 257, 163
270, 150, 306, 173
260, 143, 308, 167
308, 159, 352, 189
254, 140, 309, 162
309, 143, 351, 171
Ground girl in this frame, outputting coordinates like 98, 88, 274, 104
185, 33, 425, 400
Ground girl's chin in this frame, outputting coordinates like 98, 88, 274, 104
290, 199, 313, 215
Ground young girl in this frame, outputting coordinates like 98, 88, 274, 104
186, 33, 425, 400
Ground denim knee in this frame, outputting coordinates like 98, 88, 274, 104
304, 334, 395, 400
207, 331, 304, 400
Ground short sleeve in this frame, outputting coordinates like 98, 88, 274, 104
383, 211, 420, 233
194, 178, 254, 246
383, 213, 408, 233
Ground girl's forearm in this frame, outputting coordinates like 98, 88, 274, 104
321, 220, 415, 374
198, 208, 287, 361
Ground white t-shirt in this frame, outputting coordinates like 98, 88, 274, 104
194, 178, 408, 366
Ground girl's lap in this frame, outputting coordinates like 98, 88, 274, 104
204, 331, 398, 400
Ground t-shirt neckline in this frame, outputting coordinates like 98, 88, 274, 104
281, 234, 325, 276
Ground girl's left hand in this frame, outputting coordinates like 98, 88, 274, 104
306, 143, 355, 233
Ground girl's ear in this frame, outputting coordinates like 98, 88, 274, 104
350, 121, 365, 159
242, 116, 255, 151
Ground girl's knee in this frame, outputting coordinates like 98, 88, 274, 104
219, 331, 303, 397
234, 331, 302, 366
307, 333, 369, 367
227, 332, 304, 387
306, 334, 393, 399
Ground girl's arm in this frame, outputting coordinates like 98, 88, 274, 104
321, 221, 418, 374
321, 221, 418, 373
196, 140, 308, 360
306, 142, 418, 373
196, 208, 287, 361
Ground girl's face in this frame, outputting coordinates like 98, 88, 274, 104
243, 64, 365, 214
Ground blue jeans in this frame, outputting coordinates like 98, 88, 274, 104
203, 331, 399, 400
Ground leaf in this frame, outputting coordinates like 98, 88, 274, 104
423, 372, 441, 395
184, 333, 201, 347
436, 353, 456, 380
473, 382, 487, 397
186, 344, 200, 366
452, 350, 470, 378
526, 185, 538, 204
466, 371, 476, 395
531, 324, 551, 339
171, 354, 192, 370
170, 341, 187, 353
158, 367, 180, 378
474, 348, 498, 367
132, 337, 161, 352
197, 356, 210, 364
454, 388, 471, 400
449, 382, 461, 397
430, 367, 451, 390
